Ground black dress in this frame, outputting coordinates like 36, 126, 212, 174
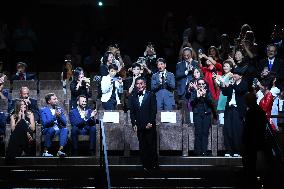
6, 116, 34, 160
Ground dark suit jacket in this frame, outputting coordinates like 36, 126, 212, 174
190, 89, 215, 115
0, 112, 6, 135
259, 57, 284, 78
9, 98, 40, 122
128, 90, 157, 130
221, 80, 248, 119
176, 60, 199, 96
11, 72, 36, 81
69, 108, 96, 129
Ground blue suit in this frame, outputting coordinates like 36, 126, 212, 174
151, 71, 175, 111
176, 60, 199, 98
69, 108, 96, 151
40, 106, 68, 149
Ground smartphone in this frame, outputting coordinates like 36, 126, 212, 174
253, 78, 259, 86
112, 77, 120, 81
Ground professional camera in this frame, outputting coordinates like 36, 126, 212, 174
136, 57, 146, 65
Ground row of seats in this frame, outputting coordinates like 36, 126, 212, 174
2, 110, 226, 157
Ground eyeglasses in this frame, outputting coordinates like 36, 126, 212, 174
198, 83, 205, 85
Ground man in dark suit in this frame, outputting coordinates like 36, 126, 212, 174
11, 62, 36, 81
69, 95, 97, 156
8, 86, 40, 122
128, 76, 158, 171
221, 67, 248, 157
176, 47, 199, 99
151, 58, 175, 111
259, 44, 284, 88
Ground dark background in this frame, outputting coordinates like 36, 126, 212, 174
0, 0, 282, 72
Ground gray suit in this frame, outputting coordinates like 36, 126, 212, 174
151, 71, 175, 110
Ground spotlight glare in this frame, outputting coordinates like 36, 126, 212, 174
98, 1, 103, 6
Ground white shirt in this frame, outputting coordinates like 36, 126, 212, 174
50, 107, 59, 131
138, 90, 146, 106
228, 89, 237, 107
78, 107, 87, 120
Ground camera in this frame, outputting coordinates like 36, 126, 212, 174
253, 78, 259, 86
112, 77, 120, 82
136, 57, 146, 65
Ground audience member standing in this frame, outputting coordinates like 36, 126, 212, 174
101, 64, 123, 110
129, 76, 158, 172
176, 47, 199, 100
221, 67, 248, 157
242, 92, 267, 189
151, 58, 175, 111
190, 78, 215, 156
70, 67, 92, 110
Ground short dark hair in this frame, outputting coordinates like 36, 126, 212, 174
156, 58, 166, 64
76, 95, 86, 102
135, 76, 146, 84
45, 93, 55, 104
108, 64, 118, 71
132, 63, 141, 69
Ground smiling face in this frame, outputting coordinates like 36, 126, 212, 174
223, 62, 232, 74
135, 79, 146, 93
132, 66, 141, 76
157, 61, 166, 72
197, 79, 206, 90
193, 69, 201, 79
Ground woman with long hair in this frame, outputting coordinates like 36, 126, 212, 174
70, 67, 92, 109
6, 99, 35, 160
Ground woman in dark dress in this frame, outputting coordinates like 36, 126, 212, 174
6, 99, 35, 160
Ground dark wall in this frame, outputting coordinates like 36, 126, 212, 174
1, 0, 283, 72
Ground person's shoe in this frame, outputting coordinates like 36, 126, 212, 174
57, 150, 66, 157
42, 151, 53, 157
224, 153, 231, 157
233, 153, 241, 157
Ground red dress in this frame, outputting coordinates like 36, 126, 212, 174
201, 63, 223, 101
259, 91, 277, 131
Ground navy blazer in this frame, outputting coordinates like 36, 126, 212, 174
40, 106, 67, 129
69, 108, 96, 129
11, 72, 36, 81
128, 91, 157, 130
176, 60, 199, 96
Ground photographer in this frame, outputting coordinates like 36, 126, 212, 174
143, 42, 157, 74
70, 67, 92, 110
101, 64, 123, 110
11, 62, 36, 81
